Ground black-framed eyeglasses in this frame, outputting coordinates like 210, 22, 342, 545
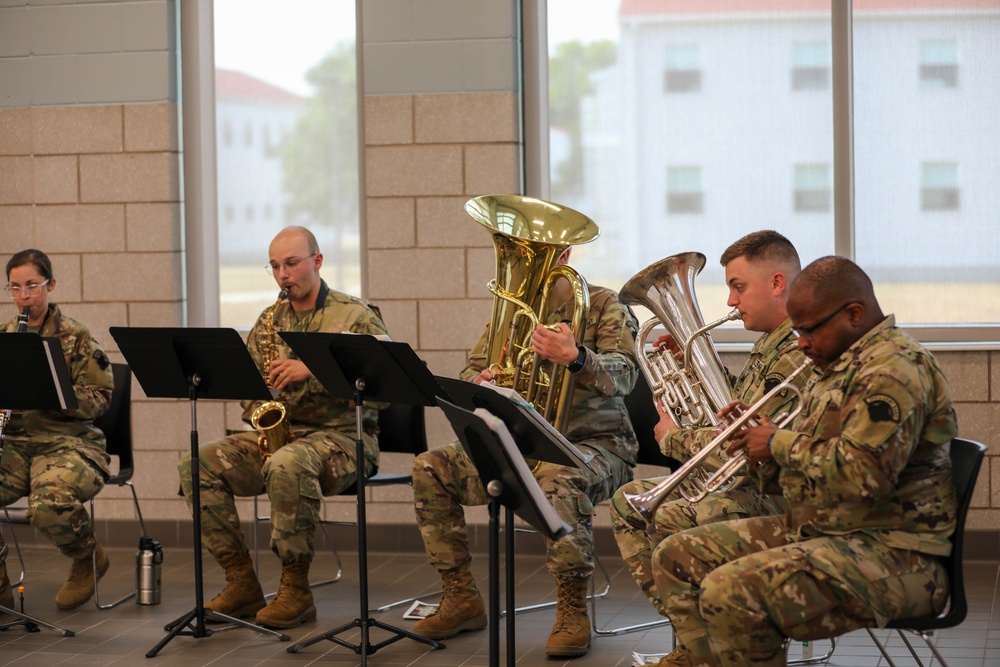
791, 302, 853, 339
265, 254, 315, 275
4, 279, 50, 299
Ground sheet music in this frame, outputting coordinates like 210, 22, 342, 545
472, 408, 568, 538
476, 382, 596, 471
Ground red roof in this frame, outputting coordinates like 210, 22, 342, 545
215, 69, 303, 103
620, 0, 1000, 17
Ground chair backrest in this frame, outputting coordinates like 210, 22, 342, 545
93, 362, 134, 484
624, 372, 679, 470
889, 436, 986, 631
376, 402, 428, 456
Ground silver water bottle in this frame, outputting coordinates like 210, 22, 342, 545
136, 536, 162, 605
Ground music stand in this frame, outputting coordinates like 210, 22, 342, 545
438, 398, 572, 667
107, 327, 292, 657
0, 333, 78, 636
278, 332, 445, 662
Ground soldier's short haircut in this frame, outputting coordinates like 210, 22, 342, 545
793, 255, 877, 308
280, 226, 320, 255
720, 230, 801, 278
6, 248, 54, 281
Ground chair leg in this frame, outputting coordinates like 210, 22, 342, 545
90, 490, 137, 610
866, 628, 902, 667
1, 507, 27, 587
590, 553, 672, 636
785, 637, 837, 665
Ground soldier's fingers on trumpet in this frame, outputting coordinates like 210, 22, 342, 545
726, 418, 778, 466
531, 321, 578, 365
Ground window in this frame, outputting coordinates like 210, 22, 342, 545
921, 162, 959, 211
667, 167, 703, 214
664, 45, 701, 93
545, 1, 1000, 333
213, 0, 361, 327
791, 42, 830, 90
794, 164, 831, 212
920, 39, 958, 88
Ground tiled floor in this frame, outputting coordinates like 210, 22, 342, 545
0, 544, 998, 666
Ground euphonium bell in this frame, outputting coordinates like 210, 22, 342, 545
465, 194, 597, 433
619, 252, 738, 429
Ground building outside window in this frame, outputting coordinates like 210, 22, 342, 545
921, 161, 960, 211
664, 44, 701, 92
792, 41, 830, 90
920, 39, 958, 88
794, 164, 832, 212
667, 166, 703, 213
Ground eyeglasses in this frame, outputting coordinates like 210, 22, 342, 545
265, 254, 315, 275
791, 302, 853, 340
4, 279, 50, 299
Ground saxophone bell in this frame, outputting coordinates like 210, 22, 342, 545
254, 289, 292, 462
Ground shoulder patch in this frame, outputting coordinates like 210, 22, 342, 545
764, 372, 787, 395
866, 394, 900, 423
93, 349, 110, 370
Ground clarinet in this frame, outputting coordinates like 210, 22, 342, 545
0, 307, 31, 452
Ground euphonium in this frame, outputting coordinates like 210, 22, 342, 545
619, 252, 739, 429
465, 194, 597, 434
624, 359, 812, 527
251, 288, 292, 462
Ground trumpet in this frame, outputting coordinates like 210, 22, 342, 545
624, 359, 812, 524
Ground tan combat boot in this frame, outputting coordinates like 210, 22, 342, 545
412, 563, 487, 640
55, 543, 110, 610
545, 574, 591, 657
255, 561, 316, 629
0, 559, 13, 610
205, 551, 266, 619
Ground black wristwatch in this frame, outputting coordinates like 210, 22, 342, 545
567, 346, 586, 373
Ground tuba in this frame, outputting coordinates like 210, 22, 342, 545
465, 194, 597, 433
619, 252, 739, 429
250, 288, 292, 462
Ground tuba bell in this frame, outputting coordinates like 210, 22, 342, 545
619, 252, 738, 429
465, 194, 597, 433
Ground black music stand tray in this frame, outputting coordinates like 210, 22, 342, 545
0, 333, 79, 636
108, 327, 292, 658
278, 332, 445, 662
438, 398, 572, 667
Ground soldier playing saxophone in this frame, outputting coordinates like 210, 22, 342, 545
177, 226, 388, 629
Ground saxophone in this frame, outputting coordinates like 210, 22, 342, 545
250, 289, 292, 462
0, 307, 31, 451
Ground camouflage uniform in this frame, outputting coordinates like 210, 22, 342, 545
412, 285, 639, 578
0, 304, 113, 563
653, 315, 957, 667
610, 318, 805, 615
178, 282, 387, 566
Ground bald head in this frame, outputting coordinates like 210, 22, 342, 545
272, 226, 320, 255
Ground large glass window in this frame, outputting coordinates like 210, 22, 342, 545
213, 1, 360, 327
546, 0, 1000, 333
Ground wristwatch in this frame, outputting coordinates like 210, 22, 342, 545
567, 346, 586, 373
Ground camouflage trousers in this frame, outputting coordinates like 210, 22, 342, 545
412, 441, 632, 577
177, 429, 375, 566
0, 439, 105, 563
609, 475, 785, 616
653, 514, 949, 667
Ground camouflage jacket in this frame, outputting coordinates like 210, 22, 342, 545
2, 304, 113, 474
241, 281, 388, 463
660, 317, 808, 474
769, 315, 957, 556
462, 284, 640, 465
